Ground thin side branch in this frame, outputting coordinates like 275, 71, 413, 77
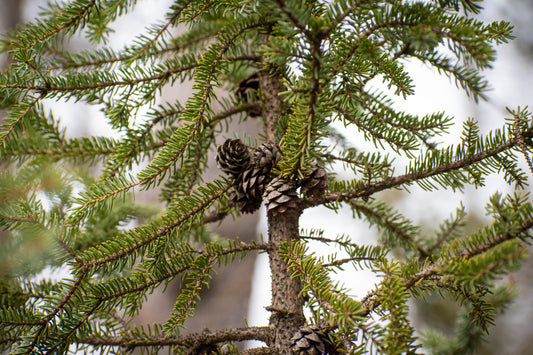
77, 326, 273, 349
361, 214, 533, 315
304, 134, 528, 209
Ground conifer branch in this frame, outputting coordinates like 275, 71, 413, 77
356, 321, 387, 354
326, 0, 366, 37
164, 255, 215, 332
512, 108, 533, 177
202, 209, 230, 224
79, 182, 232, 269
307, 133, 531, 208
348, 200, 429, 258
24, 60, 50, 89
427, 206, 467, 253
322, 151, 392, 169
0, 64, 198, 93
4, 138, 117, 160
45, 300, 103, 355
334, 20, 412, 71
279, 37, 324, 176
26, 268, 89, 353
76, 326, 273, 349
273, 0, 311, 38
17, 0, 97, 50
361, 214, 533, 315
95, 256, 200, 302
337, 105, 414, 152
0, 94, 44, 149
95, 240, 266, 303
129, 1, 190, 61
322, 255, 381, 268
434, 27, 491, 66
69, 179, 142, 227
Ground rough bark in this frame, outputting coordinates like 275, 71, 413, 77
266, 209, 305, 353
259, 64, 305, 353
258, 70, 280, 144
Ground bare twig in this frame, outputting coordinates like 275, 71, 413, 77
77, 326, 273, 349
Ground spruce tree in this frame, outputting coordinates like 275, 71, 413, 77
0, 0, 532, 354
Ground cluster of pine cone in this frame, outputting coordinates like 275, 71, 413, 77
216, 138, 328, 214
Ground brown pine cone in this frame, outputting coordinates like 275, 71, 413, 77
251, 142, 282, 174
236, 73, 261, 117
230, 142, 283, 214
290, 325, 328, 355
236, 72, 259, 99
216, 138, 250, 176
230, 187, 262, 214
231, 166, 269, 213
300, 166, 329, 197
264, 176, 298, 216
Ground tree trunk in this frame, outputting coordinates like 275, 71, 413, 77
267, 209, 305, 353
260, 64, 305, 352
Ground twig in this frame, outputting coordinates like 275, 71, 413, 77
303, 134, 530, 209
361, 214, 533, 315
513, 110, 533, 176
77, 326, 273, 349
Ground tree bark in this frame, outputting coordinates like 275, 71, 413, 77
267, 209, 305, 353
259, 63, 305, 352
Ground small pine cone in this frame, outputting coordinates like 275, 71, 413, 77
236, 73, 261, 117
264, 176, 298, 216
252, 143, 282, 174
290, 325, 328, 355
229, 142, 282, 214
236, 73, 259, 99
240, 166, 270, 201
300, 166, 329, 197
231, 167, 269, 213
216, 139, 250, 176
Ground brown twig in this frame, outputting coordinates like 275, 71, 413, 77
513, 110, 533, 177
77, 326, 273, 349
303, 134, 530, 209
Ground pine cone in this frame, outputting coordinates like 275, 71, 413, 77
264, 176, 298, 216
236, 73, 261, 117
290, 325, 328, 355
251, 143, 282, 174
236, 73, 259, 99
230, 142, 282, 214
231, 167, 268, 213
300, 166, 329, 197
216, 138, 250, 176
